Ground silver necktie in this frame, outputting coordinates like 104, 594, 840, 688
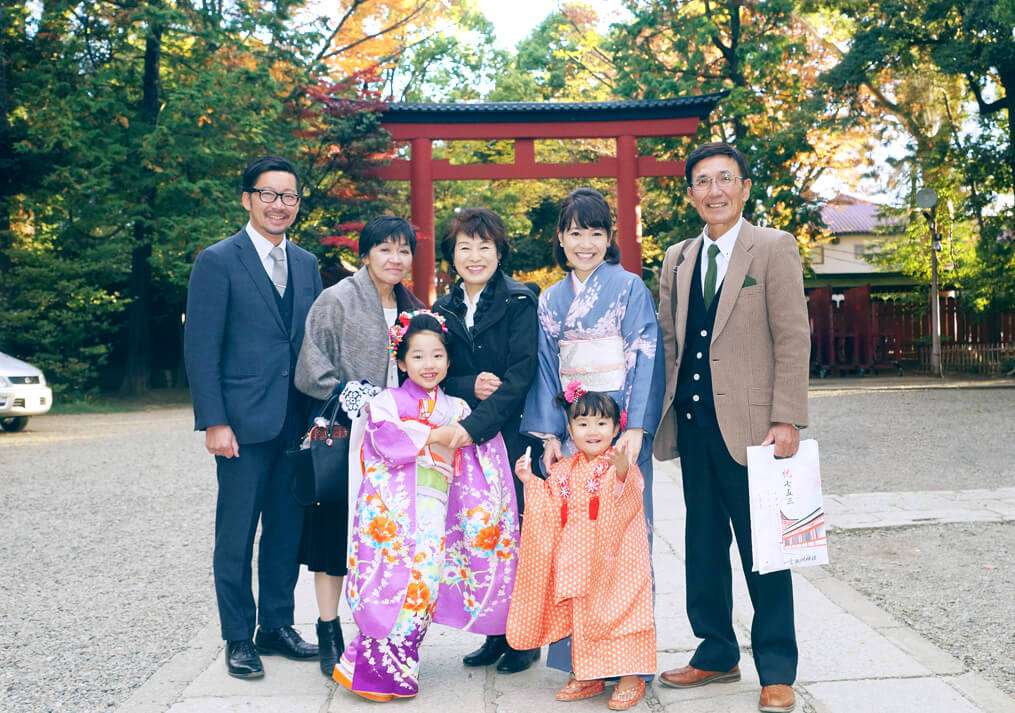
268, 245, 287, 297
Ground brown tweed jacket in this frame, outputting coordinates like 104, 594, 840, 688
653, 220, 810, 466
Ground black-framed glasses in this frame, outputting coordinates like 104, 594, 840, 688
248, 188, 301, 206
689, 171, 745, 194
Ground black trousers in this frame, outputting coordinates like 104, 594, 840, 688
677, 407, 797, 685
213, 417, 304, 641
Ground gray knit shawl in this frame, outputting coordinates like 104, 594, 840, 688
295, 267, 395, 400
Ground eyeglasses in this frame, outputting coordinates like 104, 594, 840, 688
689, 171, 745, 194
248, 188, 301, 206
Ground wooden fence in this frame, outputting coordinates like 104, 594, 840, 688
808, 286, 1015, 376
918, 344, 1015, 375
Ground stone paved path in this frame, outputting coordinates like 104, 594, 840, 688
116, 459, 1015, 713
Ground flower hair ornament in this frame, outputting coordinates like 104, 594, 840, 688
563, 380, 587, 404
387, 309, 448, 358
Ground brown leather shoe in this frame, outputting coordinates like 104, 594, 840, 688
759, 684, 795, 712
658, 664, 741, 689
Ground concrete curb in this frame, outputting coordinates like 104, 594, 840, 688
799, 566, 1015, 713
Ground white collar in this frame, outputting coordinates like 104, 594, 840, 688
702, 217, 743, 258
246, 221, 286, 260
570, 260, 606, 293
459, 283, 484, 308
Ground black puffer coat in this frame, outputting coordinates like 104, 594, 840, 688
433, 271, 542, 475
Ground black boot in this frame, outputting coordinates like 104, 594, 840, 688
496, 645, 540, 674
462, 634, 509, 667
316, 618, 345, 677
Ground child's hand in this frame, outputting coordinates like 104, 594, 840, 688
611, 447, 630, 481
445, 423, 473, 449
515, 446, 534, 483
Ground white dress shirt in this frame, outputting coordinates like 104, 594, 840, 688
245, 221, 287, 282
699, 217, 743, 295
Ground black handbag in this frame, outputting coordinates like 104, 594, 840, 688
287, 391, 351, 507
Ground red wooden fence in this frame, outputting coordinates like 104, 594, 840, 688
807, 287, 1015, 376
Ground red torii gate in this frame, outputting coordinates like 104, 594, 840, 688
373, 96, 725, 302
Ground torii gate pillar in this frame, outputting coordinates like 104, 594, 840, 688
615, 134, 641, 275
409, 138, 436, 303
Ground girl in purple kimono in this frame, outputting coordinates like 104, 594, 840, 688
334, 311, 519, 702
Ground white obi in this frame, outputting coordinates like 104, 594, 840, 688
558, 335, 626, 392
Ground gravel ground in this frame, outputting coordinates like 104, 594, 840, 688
826, 521, 1015, 698
0, 408, 216, 713
807, 386, 1015, 494
1, 384, 1012, 711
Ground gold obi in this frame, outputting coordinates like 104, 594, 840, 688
558, 335, 626, 393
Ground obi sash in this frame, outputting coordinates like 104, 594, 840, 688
558, 335, 625, 392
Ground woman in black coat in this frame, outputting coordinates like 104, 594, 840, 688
432, 207, 542, 674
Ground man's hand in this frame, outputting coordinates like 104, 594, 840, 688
542, 436, 563, 472
474, 372, 502, 400
206, 424, 239, 458
762, 422, 800, 459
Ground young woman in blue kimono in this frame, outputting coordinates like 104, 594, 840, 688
520, 187, 665, 678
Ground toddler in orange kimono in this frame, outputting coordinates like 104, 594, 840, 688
507, 384, 655, 710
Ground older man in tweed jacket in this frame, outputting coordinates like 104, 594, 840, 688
654, 142, 810, 713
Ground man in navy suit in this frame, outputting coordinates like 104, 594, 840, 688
185, 156, 323, 678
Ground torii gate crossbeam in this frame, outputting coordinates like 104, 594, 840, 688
372, 96, 725, 302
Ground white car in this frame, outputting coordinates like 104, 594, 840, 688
0, 352, 53, 432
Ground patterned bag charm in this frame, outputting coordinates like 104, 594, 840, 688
554, 471, 571, 526
587, 456, 611, 521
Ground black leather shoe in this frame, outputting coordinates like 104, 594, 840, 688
226, 640, 264, 679
462, 634, 509, 667
254, 625, 319, 660
496, 646, 540, 674
316, 618, 345, 677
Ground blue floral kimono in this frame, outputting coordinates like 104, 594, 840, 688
520, 261, 665, 675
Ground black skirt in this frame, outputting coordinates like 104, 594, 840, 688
298, 497, 348, 576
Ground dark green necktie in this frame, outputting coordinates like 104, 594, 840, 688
703, 243, 720, 309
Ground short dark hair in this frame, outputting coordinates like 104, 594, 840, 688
555, 389, 621, 426
242, 156, 301, 193
553, 188, 621, 270
684, 142, 751, 184
358, 216, 417, 257
395, 313, 448, 363
440, 207, 511, 267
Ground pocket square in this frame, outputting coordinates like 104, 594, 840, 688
743, 275, 758, 288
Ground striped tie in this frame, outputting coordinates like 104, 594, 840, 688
703, 243, 720, 309
269, 245, 287, 297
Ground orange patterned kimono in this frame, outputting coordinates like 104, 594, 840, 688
506, 452, 656, 680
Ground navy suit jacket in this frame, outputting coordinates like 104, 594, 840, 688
184, 229, 323, 445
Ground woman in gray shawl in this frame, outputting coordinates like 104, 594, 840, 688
294, 216, 424, 678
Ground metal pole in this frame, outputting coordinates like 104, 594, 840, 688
929, 218, 942, 377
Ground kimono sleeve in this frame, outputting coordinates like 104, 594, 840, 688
505, 473, 559, 650
620, 279, 665, 436
363, 390, 429, 466
520, 296, 567, 441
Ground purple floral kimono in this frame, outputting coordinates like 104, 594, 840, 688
336, 380, 519, 699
